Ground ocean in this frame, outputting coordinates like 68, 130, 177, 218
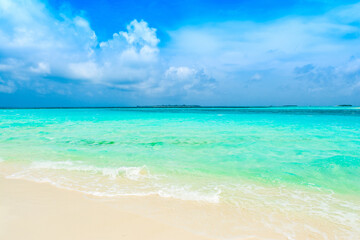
1, 107, 359, 238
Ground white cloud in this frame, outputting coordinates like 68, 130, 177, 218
0, 0, 98, 84
118, 19, 159, 47
0, 78, 16, 93
0, 1, 160, 83
99, 19, 159, 62
0, 1, 206, 97
143, 66, 216, 96
165, 66, 196, 81
0, 0, 216, 100
163, 2, 360, 104
29, 62, 50, 74
68, 61, 100, 81
93, 20, 161, 83
166, 3, 360, 77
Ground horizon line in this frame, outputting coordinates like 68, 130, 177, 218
0, 104, 356, 109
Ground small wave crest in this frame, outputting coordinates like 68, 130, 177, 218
5, 160, 221, 204
157, 185, 221, 203
29, 161, 149, 181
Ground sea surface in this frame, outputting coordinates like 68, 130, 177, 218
1, 107, 359, 238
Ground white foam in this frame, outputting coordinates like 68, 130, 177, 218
157, 186, 221, 203
6, 172, 221, 203
83, 188, 221, 203
29, 161, 149, 181
6, 162, 221, 204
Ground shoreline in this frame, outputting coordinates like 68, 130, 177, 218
1, 160, 360, 239
2, 176, 357, 239
2, 177, 292, 240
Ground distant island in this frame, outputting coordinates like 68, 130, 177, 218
136, 105, 201, 108
136, 105, 273, 108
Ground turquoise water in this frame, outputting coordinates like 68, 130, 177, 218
1, 107, 360, 237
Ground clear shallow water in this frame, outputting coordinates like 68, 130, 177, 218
1, 107, 360, 238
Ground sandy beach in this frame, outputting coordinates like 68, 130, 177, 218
1, 172, 358, 239
0, 178, 213, 240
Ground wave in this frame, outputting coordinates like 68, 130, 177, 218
5, 160, 221, 203
28, 160, 150, 181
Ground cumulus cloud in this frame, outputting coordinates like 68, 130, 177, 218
93, 19, 160, 84
0, 0, 213, 98
0, 0, 157, 84
139, 66, 216, 97
107, 19, 159, 48
164, 66, 216, 91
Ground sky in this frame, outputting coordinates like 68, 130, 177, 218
0, 0, 360, 107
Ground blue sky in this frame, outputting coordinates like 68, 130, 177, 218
1, 0, 360, 107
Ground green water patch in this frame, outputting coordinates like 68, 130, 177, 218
138, 141, 164, 146
62, 139, 116, 146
